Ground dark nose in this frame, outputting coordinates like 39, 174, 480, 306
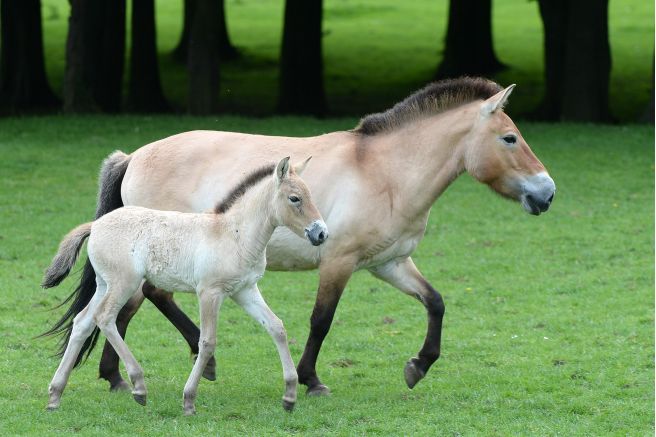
526, 193, 553, 215
306, 221, 328, 246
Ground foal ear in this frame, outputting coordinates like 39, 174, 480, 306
275, 156, 291, 183
294, 156, 312, 176
480, 84, 516, 116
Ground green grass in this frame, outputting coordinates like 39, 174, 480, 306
38, 0, 654, 120
0, 115, 653, 435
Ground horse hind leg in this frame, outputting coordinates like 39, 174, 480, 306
94, 278, 149, 406
98, 286, 145, 392
232, 286, 298, 411
369, 257, 445, 389
47, 278, 107, 410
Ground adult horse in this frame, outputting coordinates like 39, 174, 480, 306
45, 77, 555, 396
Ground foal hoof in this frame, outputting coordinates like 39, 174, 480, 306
110, 380, 131, 392
282, 399, 295, 412
45, 403, 59, 412
306, 384, 331, 397
404, 358, 426, 389
132, 393, 147, 406
203, 357, 217, 382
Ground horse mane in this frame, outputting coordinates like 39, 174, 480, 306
214, 164, 276, 214
353, 77, 503, 136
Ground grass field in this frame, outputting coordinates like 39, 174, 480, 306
38, 0, 654, 120
0, 115, 653, 435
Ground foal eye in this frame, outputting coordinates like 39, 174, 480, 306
288, 195, 300, 203
502, 135, 517, 145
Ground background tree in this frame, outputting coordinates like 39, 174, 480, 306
536, 0, 611, 122
128, 0, 169, 112
188, 0, 220, 114
0, 0, 59, 114
64, 0, 126, 113
435, 0, 505, 78
278, 0, 325, 115
172, 0, 238, 63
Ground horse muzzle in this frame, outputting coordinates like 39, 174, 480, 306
305, 220, 329, 246
520, 172, 556, 216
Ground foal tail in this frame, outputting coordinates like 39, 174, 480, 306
42, 223, 92, 289
40, 150, 131, 366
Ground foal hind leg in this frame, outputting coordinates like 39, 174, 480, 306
183, 289, 224, 416
95, 278, 149, 406
232, 286, 298, 411
47, 279, 106, 410
369, 257, 445, 389
142, 283, 217, 381
98, 286, 145, 392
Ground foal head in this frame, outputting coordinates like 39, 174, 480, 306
464, 85, 556, 215
272, 157, 328, 246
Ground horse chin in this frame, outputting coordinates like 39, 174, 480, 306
521, 194, 542, 216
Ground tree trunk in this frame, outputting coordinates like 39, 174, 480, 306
63, 0, 125, 113
278, 0, 325, 115
128, 0, 169, 112
172, 0, 238, 63
0, 0, 60, 114
435, 0, 505, 78
188, 0, 220, 114
536, 0, 611, 122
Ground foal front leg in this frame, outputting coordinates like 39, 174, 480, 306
232, 286, 297, 411
369, 257, 445, 389
183, 290, 224, 416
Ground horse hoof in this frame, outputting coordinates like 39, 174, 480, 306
183, 406, 196, 416
202, 358, 217, 382
132, 393, 147, 406
282, 399, 295, 412
110, 380, 131, 392
404, 358, 426, 389
46, 403, 59, 412
306, 384, 331, 397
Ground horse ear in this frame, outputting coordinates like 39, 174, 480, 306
481, 84, 516, 116
294, 156, 312, 176
276, 156, 291, 183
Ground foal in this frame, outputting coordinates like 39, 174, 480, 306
43, 157, 328, 415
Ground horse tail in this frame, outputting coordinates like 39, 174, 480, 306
42, 223, 92, 289
40, 150, 131, 366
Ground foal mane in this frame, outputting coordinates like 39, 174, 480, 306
353, 77, 503, 136
214, 164, 276, 214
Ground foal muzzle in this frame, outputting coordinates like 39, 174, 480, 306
305, 220, 329, 246
520, 172, 556, 216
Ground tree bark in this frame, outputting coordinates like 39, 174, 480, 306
536, 0, 612, 122
128, 0, 169, 112
435, 0, 505, 78
188, 0, 220, 114
278, 0, 325, 115
64, 0, 126, 113
0, 0, 60, 114
172, 0, 238, 63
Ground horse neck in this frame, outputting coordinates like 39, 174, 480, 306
365, 103, 477, 217
220, 179, 277, 263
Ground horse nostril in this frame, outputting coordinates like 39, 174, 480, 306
547, 193, 554, 204
318, 231, 325, 241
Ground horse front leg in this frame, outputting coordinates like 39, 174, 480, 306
369, 257, 445, 389
297, 260, 354, 396
142, 282, 216, 381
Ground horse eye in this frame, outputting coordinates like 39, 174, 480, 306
502, 135, 517, 144
289, 195, 300, 203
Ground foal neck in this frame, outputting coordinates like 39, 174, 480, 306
218, 178, 277, 261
